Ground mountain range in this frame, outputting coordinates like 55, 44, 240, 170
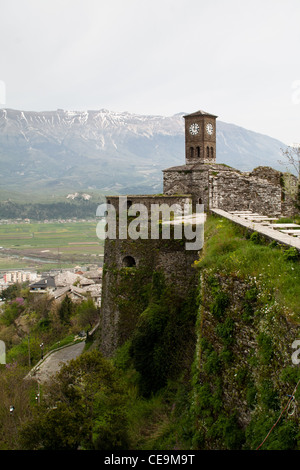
0, 108, 289, 199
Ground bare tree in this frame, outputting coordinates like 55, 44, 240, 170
279, 145, 300, 211
280, 145, 300, 179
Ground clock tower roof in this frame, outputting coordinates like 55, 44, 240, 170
183, 110, 218, 119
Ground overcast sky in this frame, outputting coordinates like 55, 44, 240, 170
0, 0, 299, 143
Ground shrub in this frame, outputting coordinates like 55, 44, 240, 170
250, 231, 261, 244
269, 240, 278, 249
130, 278, 197, 396
216, 318, 235, 347
130, 298, 193, 396
19, 351, 130, 450
257, 332, 274, 364
219, 348, 234, 365
242, 287, 258, 323
211, 291, 230, 320
280, 366, 300, 386
114, 340, 132, 371
260, 379, 279, 411
203, 350, 221, 375
246, 382, 257, 409
58, 295, 75, 325
246, 415, 298, 450
207, 413, 245, 450
282, 247, 299, 262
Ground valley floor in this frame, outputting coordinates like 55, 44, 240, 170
0, 220, 104, 271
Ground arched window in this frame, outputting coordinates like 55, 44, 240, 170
127, 200, 133, 210
206, 147, 209, 159
190, 147, 194, 159
198, 197, 202, 204
211, 147, 214, 159
196, 146, 200, 158
122, 255, 136, 267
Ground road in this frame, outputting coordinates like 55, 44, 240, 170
30, 341, 86, 383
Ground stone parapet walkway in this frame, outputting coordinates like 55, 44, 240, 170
210, 208, 300, 252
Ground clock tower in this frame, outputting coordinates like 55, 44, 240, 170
184, 110, 217, 164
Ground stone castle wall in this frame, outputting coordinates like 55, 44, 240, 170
100, 236, 199, 357
99, 194, 200, 356
163, 164, 296, 216
106, 194, 192, 216
209, 169, 282, 215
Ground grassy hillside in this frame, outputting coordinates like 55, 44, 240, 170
191, 215, 300, 450
198, 215, 300, 321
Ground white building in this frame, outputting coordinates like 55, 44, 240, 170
4, 271, 39, 284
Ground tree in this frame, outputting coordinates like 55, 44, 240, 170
75, 297, 99, 330
58, 295, 74, 325
280, 145, 300, 178
280, 145, 300, 210
18, 350, 130, 450
0, 300, 26, 340
0, 365, 36, 450
1, 284, 21, 302
0, 303, 21, 328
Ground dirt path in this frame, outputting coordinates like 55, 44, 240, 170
30, 341, 86, 383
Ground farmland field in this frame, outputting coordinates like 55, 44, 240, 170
0, 221, 104, 271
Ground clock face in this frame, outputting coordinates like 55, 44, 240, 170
189, 123, 199, 135
206, 123, 214, 135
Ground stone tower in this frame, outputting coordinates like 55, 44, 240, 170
184, 110, 218, 164
99, 107, 295, 357
98, 194, 200, 356
163, 109, 286, 215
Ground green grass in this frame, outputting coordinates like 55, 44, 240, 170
275, 216, 300, 225
0, 221, 99, 246
0, 221, 104, 270
195, 215, 300, 321
47, 334, 85, 353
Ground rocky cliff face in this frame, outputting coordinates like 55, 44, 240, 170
192, 272, 299, 449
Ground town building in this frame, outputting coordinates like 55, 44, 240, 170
4, 270, 38, 284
